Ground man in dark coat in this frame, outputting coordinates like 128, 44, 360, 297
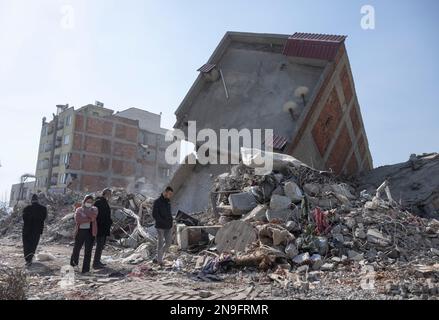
152, 186, 174, 265
22, 194, 47, 266
93, 188, 112, 269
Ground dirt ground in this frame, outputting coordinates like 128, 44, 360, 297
1, 237, 437, 300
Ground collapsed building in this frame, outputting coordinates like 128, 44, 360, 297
171, 32, 373, 214
33, 103, 176, 196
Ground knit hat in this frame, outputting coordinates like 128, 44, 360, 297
31, 194, 39, 203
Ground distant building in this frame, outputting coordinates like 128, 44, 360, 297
34, 103, 176, 195
9, 181, 35, 207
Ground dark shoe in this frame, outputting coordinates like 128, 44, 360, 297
152, 258, 164, 266
25, 261, 32, 267
93, 263, 105, 270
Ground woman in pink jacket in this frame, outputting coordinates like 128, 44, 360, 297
70, 195, 98, 273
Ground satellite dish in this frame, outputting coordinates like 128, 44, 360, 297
283, 101, 299, 113
294, 86, 309, 98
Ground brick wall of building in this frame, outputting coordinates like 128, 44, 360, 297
68, 113, 140, 191
288, 44, 373, 176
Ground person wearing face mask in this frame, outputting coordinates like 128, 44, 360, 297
70, 195, 98, 274
92, 188, 113, 269
22, 194, 47, 267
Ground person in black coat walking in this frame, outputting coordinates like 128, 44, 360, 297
152, 186, 174, 265
93, 188, 113, 269
22, 194, 47, 266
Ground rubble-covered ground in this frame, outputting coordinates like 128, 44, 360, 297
0, 152, 438, 300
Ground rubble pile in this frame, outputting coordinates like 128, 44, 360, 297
176, 150, 438, 287
0, 189, 156, 248
0, 192, 83, 239
358, 152, 439, 218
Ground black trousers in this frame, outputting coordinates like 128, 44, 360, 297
93, 236, 107, 265
22, 232, 41, 263
70, 229, 94, 273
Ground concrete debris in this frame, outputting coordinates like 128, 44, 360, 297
266, 208, 293, 223
242, 205, 267, 222
1, 149, 439, 300
292, 252, 310, 265
269, 195, 292, 211
358, 152, 439, 218
284, 181, 303, 203
214, 220, 257, 253
228, 192, 258, 215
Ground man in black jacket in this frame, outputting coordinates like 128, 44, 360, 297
22, 194, 47, 266
93, 188, 113, 269
152, 186, 174, 265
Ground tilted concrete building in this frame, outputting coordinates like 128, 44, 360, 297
171, 31, 373, 214
34, 103, 175, 195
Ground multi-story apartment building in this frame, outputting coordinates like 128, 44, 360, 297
34, 103, 176, 195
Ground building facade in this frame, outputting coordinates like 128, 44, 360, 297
170, 31, 373, 214
34, 103, 175, 195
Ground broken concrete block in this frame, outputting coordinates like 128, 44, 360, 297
348, 250, 364, 261
367, 228, 392, 246
285, 220, 300, 232
303, 183, 320, 196
292, 252, 310, 265
218, 215, 240, 225
266, 208, 292, 223
283, 181, 303, 203
177, 225, 221, 250
321, 263, 335, 271
229, 192, 257, 215
310, 254, 323, 270
307, 271, 321, 282
216, 205, 235, 216
242, 205, 267, 222
354, 227, 367, 239
297, 265, 309, 273
271, 185, 285, 196
314, 237, 328, 255
272, 229, 294, 246
332, 233, 344, 243
285, 243, 299, 259
258, 224, 294, 246
269, 194, 291, 210
215, 220, 257, 253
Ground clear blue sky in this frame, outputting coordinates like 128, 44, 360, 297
0, 0, 438, 202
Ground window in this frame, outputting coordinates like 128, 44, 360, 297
65, 115, 72, 126
59, 174, 68, 185
64, 134, 70, 145
62, 153, 70, 165
160, 168, 170, 178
